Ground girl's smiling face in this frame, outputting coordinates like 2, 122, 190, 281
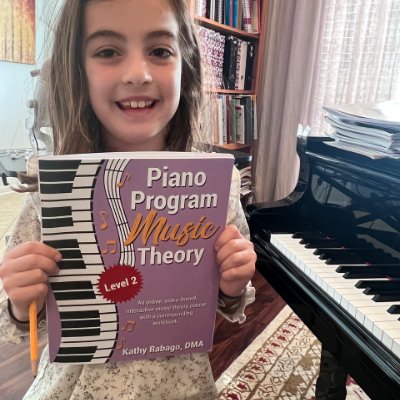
82, 0, 182, 152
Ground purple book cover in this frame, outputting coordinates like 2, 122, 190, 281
38, 152, 234, 364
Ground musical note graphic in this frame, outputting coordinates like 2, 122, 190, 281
121, 320, 136, 332
116, 336, 126, 350
116, 172, 131, 188
99, 210, 109, 230
102, 240, 117, 254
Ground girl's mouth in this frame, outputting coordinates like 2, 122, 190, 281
118, 100, 155, 110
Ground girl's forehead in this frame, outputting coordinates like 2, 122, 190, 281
83, 0, 179, 37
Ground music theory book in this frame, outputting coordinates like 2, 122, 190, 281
37, 151, 235, 364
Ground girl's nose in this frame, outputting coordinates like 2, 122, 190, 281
122, 59, 152, 87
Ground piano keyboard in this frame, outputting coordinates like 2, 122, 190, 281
40, 159, 119, 364
270, 233, 400, 359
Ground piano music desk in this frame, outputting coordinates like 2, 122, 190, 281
0, 154, 27, 185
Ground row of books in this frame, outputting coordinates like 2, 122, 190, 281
211, 94, 257, 145
197, 25, 255, 90
194, 0, 261, 33
323, 102, 400, 159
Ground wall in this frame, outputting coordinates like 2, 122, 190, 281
0, 0, 62, 150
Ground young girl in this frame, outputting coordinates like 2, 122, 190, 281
0, 1, 256, 398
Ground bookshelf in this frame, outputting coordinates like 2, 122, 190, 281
188, 1, 267, 205
188, 0, 268, 150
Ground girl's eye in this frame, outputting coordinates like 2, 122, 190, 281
151, 48, 172, 59
95, 48, 119, 58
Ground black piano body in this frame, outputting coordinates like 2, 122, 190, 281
247, 136, 400, 400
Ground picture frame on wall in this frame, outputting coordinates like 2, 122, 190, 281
0, 0, 35, 64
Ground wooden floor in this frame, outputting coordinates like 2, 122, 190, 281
210, 270, 286, 379
0, 271, 285, 399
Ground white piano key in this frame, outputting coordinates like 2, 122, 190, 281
41, 188, 93, 201
42, 232, 97, 243
270, 233, 400, 359
76, 163, 101, 175
51, 275, 99, 284
392, 339, 400, 359
100, 313, 118, 323
73, 176, 99, 187
41, 199, 92, 211
56, 264, 105, 276
79, 243, 100, 253
58, 303, 116, 313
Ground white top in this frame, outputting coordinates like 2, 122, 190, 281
0, 167, 255, 400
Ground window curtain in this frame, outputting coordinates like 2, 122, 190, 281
253, 0, 400, 203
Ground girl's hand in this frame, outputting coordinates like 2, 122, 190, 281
215, 225, 256, 298
0, 242, 61, 321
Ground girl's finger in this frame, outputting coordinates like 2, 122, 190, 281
3, 241, 61, 262
214, 225, 242, 252
216, 238, 254, 266
4, 268, 50, 290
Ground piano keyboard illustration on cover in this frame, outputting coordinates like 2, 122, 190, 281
40, 158, 135, 363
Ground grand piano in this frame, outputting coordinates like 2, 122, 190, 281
246, 136, 400, 400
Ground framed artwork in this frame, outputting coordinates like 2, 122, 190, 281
0, 0, 35, 64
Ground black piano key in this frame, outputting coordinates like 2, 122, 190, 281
317, 249, 396, 264
388, 305, 400, 314
61, 319, 100, 329
315, 247, 393, 258
292, 231, 326, 239
61, 328, 100, 337
342, 268, 400, 279
39, 159, 82, 170
60, 310, 100, 319
54, 355, 94, 363
54, 290, 96, 301
57, 259, 87, 269
42, 206, 72, 218
58, 346, 97, 354
44, 239, 81, 249
321, 254, 365, 264
356, 280, 400, 290
363, 287, 400, 297
39, 170, 79, 182
51, 281, 93, 291
42, 217, 74, 228
59, 249, 84, 259
40, 182, 74, 194
300, 238, 342, 249
372, 293, 400, 302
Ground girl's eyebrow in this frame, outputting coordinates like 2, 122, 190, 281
85, 30, 125, 46
146, 30, 177, 41
85, 29, 177, 46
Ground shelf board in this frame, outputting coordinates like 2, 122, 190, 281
194, 16, 260, 39
215, 143, 252, 151
208, 89, 255, 95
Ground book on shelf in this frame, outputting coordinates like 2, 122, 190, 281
38, 151, 235, 364
242, 0, 253, 32
194, 0, 261, 32
213, 94, 256, 145
235, 102, 245, 144
196, 24, 256, 91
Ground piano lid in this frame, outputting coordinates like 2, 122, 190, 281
248, 136, 400, 255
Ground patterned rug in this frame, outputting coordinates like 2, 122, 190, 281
216, 306, 370, 400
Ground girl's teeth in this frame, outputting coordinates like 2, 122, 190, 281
125, 100, 152, 109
